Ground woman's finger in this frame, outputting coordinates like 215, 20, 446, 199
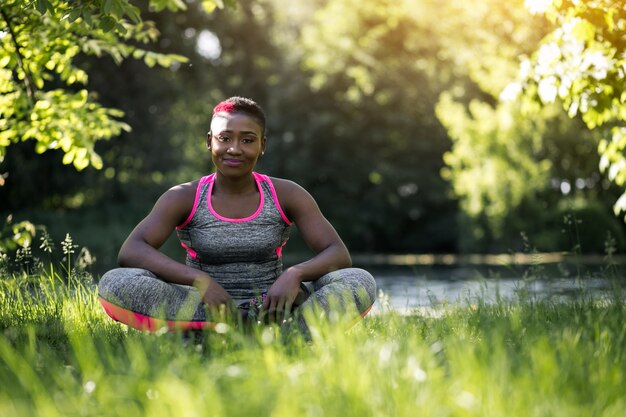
283, 300, 292, 322
268, 297, 278, 323
276, 296, 289, 322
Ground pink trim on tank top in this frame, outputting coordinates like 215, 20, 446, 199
275, 241, 287, 258
207, 173, 265, 223
179, 241, 198, 260
259, 174, 293, 225
176, 176, 212, 230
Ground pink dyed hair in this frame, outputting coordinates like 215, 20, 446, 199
212, 101, 236, 114
211, 97, 266, 136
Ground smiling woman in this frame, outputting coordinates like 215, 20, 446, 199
209, 110, 265, 183
97, 96, 376, 334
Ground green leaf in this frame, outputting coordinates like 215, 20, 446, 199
126, 5, 142, 23
45, 0, 55, 14
99, 16, 116, 32
605, 8, 615, 32
202, 0, 218, 13
62, 149, 75, 165
115, 22, 128, 35
156, 53, 188, 66
0, 56, 10, 68
35, 0, 55, 15
83, 40, 102, 56
82, 10, 93, 25
90, 153, 103, 170
102, 0, 113, 14
149, 0, 167, 12
570, 19, 595, 42
67, 8, 82, 23
36, 0, 48, 14
144, 53, 157, 68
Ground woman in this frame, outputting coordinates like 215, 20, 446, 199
98, 97, 376, 333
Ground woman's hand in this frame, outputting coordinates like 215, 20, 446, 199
262, 267, 303, 323
194, 274, 234, 314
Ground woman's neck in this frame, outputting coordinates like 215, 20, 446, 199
213, 172, 257, 195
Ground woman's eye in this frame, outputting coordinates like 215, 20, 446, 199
243, 137, 255, 143
218, 136, 229, 142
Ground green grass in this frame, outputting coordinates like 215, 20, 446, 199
0, 268, 625, 417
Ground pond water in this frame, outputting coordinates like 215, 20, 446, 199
365, 263, 625, 314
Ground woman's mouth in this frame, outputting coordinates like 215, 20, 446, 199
224, 159, 244, 167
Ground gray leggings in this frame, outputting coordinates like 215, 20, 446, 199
98, 267, 377, 332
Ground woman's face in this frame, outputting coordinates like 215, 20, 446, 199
208, 112, 265, 177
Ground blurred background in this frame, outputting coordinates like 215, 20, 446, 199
2, 0, 625, 276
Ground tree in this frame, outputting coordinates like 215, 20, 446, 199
513, 0, 626, 219
432, 0, 626, 252
0, 0, 232, 173
0, 0, 229, 250
272, 0, 459, 252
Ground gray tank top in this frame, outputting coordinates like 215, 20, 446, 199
175, 172, 292, 302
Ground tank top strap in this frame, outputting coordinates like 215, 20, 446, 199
176, 175, 214, 229
253, 172, 292, 225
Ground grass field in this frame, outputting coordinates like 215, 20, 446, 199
0, 262, 625, 417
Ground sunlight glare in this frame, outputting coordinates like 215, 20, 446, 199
524, 0, 553, 15
196, 30, 221, 61
499, 82, 522, 102
582, 51, 612, 80
538, 76, 558, 103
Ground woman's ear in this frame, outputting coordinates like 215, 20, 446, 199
206, 132, 212, 150
261, 136, 266, 155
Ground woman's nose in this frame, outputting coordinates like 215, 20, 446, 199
227, 141, 242, 154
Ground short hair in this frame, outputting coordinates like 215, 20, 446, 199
212, 96, 266, 137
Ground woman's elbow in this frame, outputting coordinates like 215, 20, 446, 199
117, 250, 130, 267
339, 246, 352, 268
117, 241, 135, 267
343, 252, 352, 268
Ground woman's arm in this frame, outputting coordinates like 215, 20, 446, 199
118, 183, 232, 308
279, 179, 352, 279
263, 178, 352, 318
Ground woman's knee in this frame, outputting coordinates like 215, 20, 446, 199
317, 267, 377, 305
347, 267, 377, 305
98, 267, 155, 301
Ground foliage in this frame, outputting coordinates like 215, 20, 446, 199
11, 0, 460, 255
514, 0, 626, 218
436, 95, 552, 235
3, 0, 626, 260
0, 0, 230, 171
0, 260, 625, 415
432, 0, 549, 250
273, 0, 457, 251
432, 0, 626, 251
0, 215, 36, 251
0, 228, 95, 281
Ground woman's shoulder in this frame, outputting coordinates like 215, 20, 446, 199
166, 179, 201, 198
266, 176, 316, 208
265, 176, 305, 195
155, 179, 203, 213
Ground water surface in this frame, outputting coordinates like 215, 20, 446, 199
365, 263, 624, 314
